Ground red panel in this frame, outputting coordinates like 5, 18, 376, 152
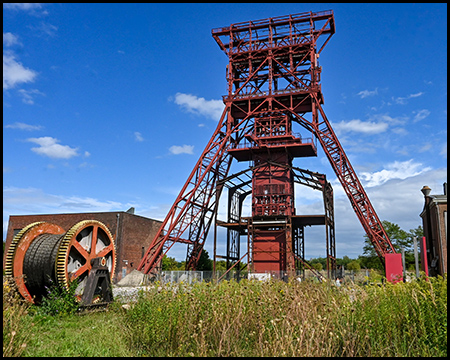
420, 236, 429, 276
252, 230, 286, 273
385, 253, 403, 283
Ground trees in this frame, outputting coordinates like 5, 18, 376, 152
196, 249, 213, 271
346, 260, 361, 271
161, 250, 213, 271
360, 221, 423, 270
161, 255, 183, 271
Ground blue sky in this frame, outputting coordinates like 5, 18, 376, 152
3, 3, 447, 261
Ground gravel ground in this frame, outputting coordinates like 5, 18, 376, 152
112, 285, 154, 303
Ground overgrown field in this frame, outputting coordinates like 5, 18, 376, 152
3, 275, 447, 357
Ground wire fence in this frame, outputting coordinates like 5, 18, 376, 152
143, 269, 385, 285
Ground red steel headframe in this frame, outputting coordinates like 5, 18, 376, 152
138, 10, 398, 275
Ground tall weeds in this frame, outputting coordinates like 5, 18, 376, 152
3, 277, 34, 357
4, 275, 446, 357
121, 276, 447, 357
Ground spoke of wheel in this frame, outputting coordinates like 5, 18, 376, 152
90, 225, 99, 255
71, 239, 90, 260
70, 263, 90, 281
96, 244, 114, 258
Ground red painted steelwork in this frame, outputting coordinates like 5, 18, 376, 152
420, 236, 429, 277
138, 108, 233, 273
385, 253, 403, 283
138, 10, 402, 279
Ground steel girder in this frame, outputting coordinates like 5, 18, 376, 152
138, 107, 233, 273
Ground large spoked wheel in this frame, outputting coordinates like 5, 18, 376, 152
5, 220, 116, 303
56, 220, 116, 298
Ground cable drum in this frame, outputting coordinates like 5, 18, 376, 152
23, 233, 65, 300
5, 220, 116, 304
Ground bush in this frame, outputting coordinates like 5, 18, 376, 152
32, 278, 80, 317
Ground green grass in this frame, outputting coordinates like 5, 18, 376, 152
20, 311, 134, 357
3, 275, 447, 357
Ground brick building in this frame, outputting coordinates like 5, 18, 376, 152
420, 183, 447, 277
3, 208, 162, 283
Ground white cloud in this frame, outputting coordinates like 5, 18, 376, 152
3, 3, 43, 11
3, 52, 38, 89
418, 143, 432, 153
18, 88, 45, 104
3, 166, 447, 260
363, 167, 446, 231
2, 186, 169, 242
134, 131, 144, 142
393, 92, 424, 105
5, 122, 43, 131
391, 127, 408, 136
440, 142, 447, 158
26, 136, 79, 159
3, 32, 21, 47
3, 3, 48, 17
172, 92, 224, 121
413, 109, 430, 123
332, 119, 388, 135
169, 144, 194, 155
2, 186, 124, 239
292, 167, 446, 258
369, 113, 407, 126
357, 88, 378, 98
360, 159, 432, 187
35, 23, 58, 37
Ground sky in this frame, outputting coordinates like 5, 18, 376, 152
3, 3, 447, 262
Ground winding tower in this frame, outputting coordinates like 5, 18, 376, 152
138, 10, 403, 281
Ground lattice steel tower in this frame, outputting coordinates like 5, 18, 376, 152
138, 10, 403, 281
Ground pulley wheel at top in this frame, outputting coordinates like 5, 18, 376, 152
4, 220, 116, 304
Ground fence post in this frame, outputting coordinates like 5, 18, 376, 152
401, 248, 406, 282
413, 236, 420, 278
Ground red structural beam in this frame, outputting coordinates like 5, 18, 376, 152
138, 107, 232, 273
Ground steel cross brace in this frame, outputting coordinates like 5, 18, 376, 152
138, 107, 233, 273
